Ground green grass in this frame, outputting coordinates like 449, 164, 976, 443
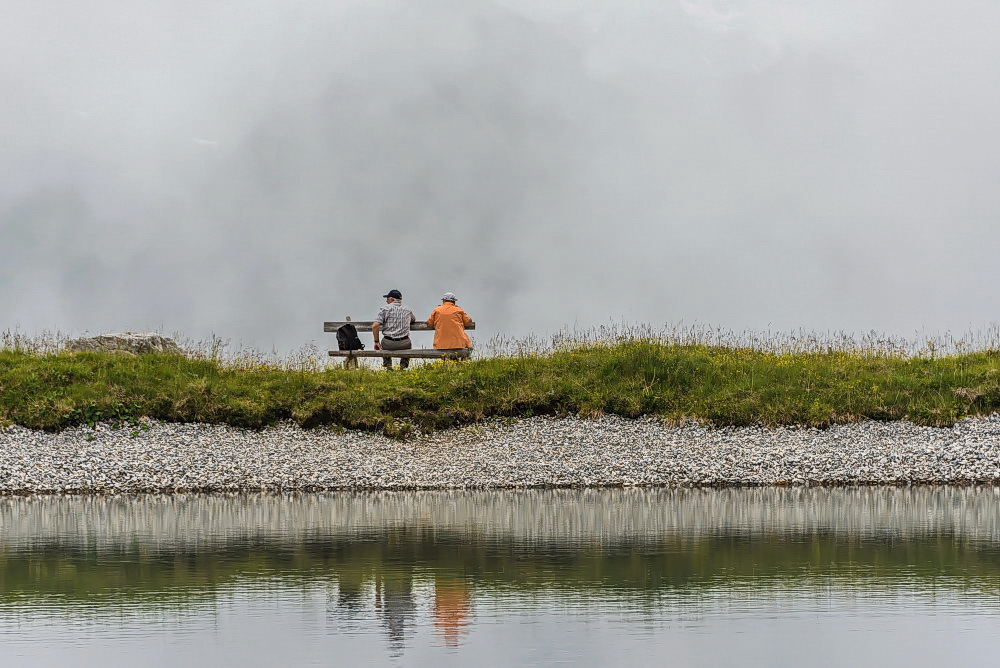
1, 342, 1000, 436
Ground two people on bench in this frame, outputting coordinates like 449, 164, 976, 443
372, 290, 473, 369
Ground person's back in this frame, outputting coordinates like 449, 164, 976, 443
374, 289, 416, 369
427, 293, 472, 350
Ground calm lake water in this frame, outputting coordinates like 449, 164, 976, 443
3, 488, 1000, 667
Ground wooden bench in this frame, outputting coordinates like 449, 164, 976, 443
325, 317, 475, 368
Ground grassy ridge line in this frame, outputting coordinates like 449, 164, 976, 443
1, 342, 999, 436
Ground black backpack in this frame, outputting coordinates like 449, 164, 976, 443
336, 323, 365, 351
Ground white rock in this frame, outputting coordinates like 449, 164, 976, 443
65, 332, 182, 355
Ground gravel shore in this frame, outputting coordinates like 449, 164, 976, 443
2, 415, 1000, 494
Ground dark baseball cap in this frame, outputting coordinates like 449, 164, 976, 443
383, 289, 403, 299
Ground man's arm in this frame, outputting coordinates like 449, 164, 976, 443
426, 310, 437, 328
372, 322, 381, 350
461, 310, 473, 326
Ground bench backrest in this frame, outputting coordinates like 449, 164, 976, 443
324, 320, 475, 333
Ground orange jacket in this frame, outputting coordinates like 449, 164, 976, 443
426, 302, 473, 349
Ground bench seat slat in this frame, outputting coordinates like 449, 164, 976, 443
324, 321, 474, 333
328, 349, 471, 359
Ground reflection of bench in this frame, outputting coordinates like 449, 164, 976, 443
325, 317, 475, 368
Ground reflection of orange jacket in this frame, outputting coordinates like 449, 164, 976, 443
426, 302, 473, 349
433, 582, 471, 647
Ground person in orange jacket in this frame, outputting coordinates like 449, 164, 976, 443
426, 292, 473, 351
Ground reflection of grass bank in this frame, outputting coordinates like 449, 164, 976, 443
1, 342, 999, 435
3, 529, 1000, 604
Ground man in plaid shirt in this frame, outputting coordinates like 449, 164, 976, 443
373, 289, 417, 369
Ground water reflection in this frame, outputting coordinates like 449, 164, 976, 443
433, 577, 471, 647
2, 488, 1000, 666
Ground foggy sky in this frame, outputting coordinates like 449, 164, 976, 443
2, 0, 999, 352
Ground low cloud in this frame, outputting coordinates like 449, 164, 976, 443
2, 0, 999, 350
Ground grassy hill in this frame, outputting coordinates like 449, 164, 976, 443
2, 341, 999, 436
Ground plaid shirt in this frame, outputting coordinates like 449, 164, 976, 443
375, 301, 415, 339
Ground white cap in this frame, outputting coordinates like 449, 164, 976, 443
442, 292, 457, 302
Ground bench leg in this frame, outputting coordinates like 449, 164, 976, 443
343, 354, 359, 370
